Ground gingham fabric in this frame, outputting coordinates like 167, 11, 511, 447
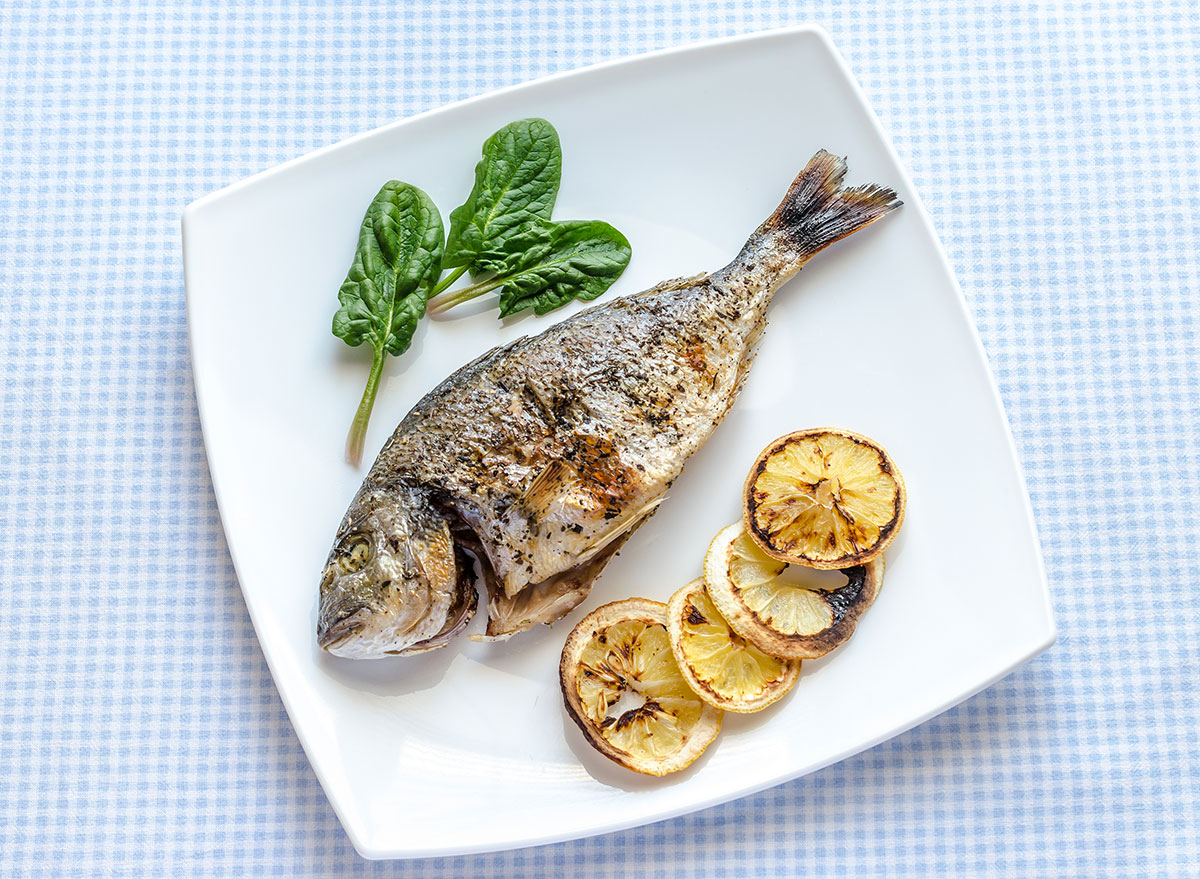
1, 2, 1197, 876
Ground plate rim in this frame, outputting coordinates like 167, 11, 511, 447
182, 23, 1055, 860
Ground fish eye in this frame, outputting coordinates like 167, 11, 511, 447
339, 535, 374, 572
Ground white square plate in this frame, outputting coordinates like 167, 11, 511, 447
183, 26, 1054, 860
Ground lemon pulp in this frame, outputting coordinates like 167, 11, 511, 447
576, 619, 706, 761
671, 583, 799, 710
747, 430, 903, 568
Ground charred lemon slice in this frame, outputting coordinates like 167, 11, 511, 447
705, 522, 884, 660
666, 579, 801, 712
560, 598, 723, 775
744, 428, 905, 569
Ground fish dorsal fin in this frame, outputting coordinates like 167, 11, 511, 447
520, 448, 661, 549
631, 272, 709, 300
522, 432, 644, 519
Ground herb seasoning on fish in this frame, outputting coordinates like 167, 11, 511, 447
318, 151, 901, 658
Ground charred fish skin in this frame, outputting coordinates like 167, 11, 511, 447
318, 150, 900, 658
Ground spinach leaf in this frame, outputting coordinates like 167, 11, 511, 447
439, 118, 561, 279
330, 118, 631, 466
494, 221, 632, 317
333, 180, 443, 465
429, 220, 631, 317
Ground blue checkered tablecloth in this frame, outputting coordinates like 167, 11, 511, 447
2, 2, 1197, 876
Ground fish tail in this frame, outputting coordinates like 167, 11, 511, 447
732, 150, 901, 279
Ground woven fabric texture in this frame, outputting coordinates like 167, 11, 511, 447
1, 2, 1197, 876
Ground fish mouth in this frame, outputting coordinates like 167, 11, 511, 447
318, 607, 369, 651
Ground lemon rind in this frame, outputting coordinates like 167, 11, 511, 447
743, 427, 906, 570
559, 598, 723, 776
705, 522, 886, 660
666, 579, 801, 713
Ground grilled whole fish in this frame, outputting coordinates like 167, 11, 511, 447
318, 150, 900, 658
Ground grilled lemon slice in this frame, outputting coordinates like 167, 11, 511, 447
560, 598, 723, 775
744, 428, 905, 569
705, 522, 884, 660
666, 579, 801, 712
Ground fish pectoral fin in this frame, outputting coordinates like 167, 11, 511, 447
522, 459, 595, 520
473, 503, 661, 642
500, 495, 662, 599
523, 438, 651, 525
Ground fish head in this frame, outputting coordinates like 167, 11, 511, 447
317, 485, 458, 658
